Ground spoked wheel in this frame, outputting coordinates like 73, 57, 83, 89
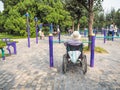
62, 54, 68, 74
81, 55, 87, 74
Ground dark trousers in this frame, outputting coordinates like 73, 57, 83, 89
107, 31, 114, 40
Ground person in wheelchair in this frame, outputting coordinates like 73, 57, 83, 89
64, 31, 82, 46
64, 31, 82, 63
63, 31, 87, 74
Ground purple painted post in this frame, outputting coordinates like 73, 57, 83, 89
36, 27, 38, 44
34, 17, 38, 44
49, 24, 54, 67
26, 12, 30, 48
7, 46, 11, 55
90, 35, 95, 67
6, 42, 17, 54
58, 32, 61, 43
13, 42, 17, 54
112, 31, 114, 41
104, 30, 106, 43
49, 34, 54, 67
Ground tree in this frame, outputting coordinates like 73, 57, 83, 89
65, 0, 87, 31
0, 0, 72, 36
77, 0, 103, 49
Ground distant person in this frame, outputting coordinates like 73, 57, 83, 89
39, 30, 44, 39
114, 25, 119, 36
39, 30, 42, 39
68, 28, 72, 35
107, 22, 114, 40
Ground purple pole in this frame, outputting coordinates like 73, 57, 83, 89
36, 27, 38, 44
90, 35, 95, 67
7, 46, 11, 55
13, 42, 17, 54
49, 23, 54, 67
58, 32, 61, 43
112, 31, 114, 41
26, 12, 30, 48
34, 17, 38, 44
49, 34, 54, 67
104, 30, 106, 43
27, 25, 30, 48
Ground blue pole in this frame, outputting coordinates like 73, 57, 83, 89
90, 35, 95, 67
58, 32, 61, 43
104, 30, 106, 43
34, 17, 38, 44
26, 12, 30, 48
49, 24, 54, 67
112, 31, 114, 41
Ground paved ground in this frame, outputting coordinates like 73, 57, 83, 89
0, 35, 120, 90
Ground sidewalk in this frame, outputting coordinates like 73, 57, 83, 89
0, 36, 120, 90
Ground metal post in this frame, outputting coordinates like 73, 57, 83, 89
112, 31, 114, 41
34, 17, 38, 44
84, 30, 86, 37
13, 42, 17, 54
104, 30, 106, 43
57, 25, 61, 43
0, 48, 5, 60
58, 32, 61, 43
26, 12, 30, 48
49, 24, 54, 67
90, 35, 95, 67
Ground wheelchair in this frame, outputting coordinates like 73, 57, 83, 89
62, 43, 87, 74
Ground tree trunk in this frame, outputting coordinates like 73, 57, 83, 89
77, 22, 80, 31
72, 20, 74, 32
88, 0, 94, 50
88, 10, 94, 50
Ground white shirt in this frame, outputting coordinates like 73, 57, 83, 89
110, 24, 114, 31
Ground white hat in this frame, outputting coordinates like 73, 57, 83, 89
71, 31, 81, 40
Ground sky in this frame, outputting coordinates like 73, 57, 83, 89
0, 0, 120, 12
102, 0, 120, 13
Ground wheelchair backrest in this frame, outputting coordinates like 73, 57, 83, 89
66, 43, 83, 52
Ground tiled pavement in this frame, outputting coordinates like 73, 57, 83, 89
0, 36, 120, 90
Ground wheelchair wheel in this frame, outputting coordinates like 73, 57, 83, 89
62, 54, 67, 74
81, 55, 87, 74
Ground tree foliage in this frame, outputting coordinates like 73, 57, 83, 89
0, 0, 72, 36
0, 0, 120, 37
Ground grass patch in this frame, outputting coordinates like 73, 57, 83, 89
0, 41, 6, 48
83, 46, 108, 54
0, 33, 25, 39
0, 54, 10, 58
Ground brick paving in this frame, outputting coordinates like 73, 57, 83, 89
0, 36, 120, 90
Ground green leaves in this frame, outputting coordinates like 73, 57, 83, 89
0, 0, 73, 36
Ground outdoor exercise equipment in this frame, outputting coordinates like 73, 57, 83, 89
34, 17, 39, 44
39, 23, 54, 67
57, 25, 61, 43
96, 29, 120, 43
49, 23, 54, 67
90, 35, 95, 67
0, 48, 5, 60
1, 38, 17, 55
0, 38, 17, 60
25, 12, 30, 48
